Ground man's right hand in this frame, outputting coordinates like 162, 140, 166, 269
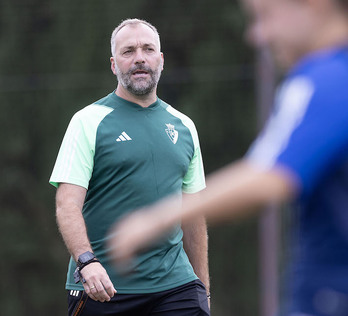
80, 262, 117, 302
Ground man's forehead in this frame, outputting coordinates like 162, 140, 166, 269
115, 24, 160, 49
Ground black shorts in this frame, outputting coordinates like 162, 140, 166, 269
67, 279, 210, 316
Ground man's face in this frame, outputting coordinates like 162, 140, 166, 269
111, 24, 164, 96
242, 0, 318, 69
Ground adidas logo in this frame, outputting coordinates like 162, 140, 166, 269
116, 131, 132, 142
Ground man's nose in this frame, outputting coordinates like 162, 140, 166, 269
134, 49, 145, 64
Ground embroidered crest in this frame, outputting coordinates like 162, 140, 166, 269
165, 124, 178, 144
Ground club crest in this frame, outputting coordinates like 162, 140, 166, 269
165, 123, 178, 144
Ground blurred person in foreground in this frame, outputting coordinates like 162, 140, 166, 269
49, 18, 210, 316
110, 1, 348, 315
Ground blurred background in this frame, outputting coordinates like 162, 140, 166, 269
0, 0, 281, 315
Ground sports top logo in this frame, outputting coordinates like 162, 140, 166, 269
165, 124, 178, 144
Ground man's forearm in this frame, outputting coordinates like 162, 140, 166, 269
182, 214, 210, 294
55, 183, 117, 301
56, 183, 91, 261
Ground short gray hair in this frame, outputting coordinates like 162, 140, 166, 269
110, 18, 160, 57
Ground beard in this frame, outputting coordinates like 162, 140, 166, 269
115, 62, 162, 96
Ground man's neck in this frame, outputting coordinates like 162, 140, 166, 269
115, 86, 157, 108
309, 15, 348, 56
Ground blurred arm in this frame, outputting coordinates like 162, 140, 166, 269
183, 160, 297, 223
110, 160, 297, 262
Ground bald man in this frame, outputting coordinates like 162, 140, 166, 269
50, 18, 210, 316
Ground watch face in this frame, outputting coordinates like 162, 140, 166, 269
79, 251, 95, 264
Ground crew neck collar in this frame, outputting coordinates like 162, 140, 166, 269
110, 91, 160, 110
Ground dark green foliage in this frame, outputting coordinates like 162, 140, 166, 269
1, 1, 259, 314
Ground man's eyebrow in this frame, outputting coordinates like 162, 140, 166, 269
121, 43, 155, 49
121, 45, 135, 50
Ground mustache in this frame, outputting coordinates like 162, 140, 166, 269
127, 64, 153, 75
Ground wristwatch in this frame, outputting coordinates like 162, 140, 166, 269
76, 251, 96, 268
73, 251, 99, 284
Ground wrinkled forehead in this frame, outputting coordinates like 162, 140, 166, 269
114, 23, 161, 51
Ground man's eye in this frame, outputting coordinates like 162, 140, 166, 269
123, 50, 132, 55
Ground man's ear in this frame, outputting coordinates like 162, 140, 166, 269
160, 52, 164, 71
110, 57, 117, 75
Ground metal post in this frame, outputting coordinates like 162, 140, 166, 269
255, 47, 278, 316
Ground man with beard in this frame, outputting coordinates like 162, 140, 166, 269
110, 1, 348, 315
49, 19, 210, 316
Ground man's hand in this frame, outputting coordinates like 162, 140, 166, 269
109, 197, 181, 266
109, 210, 163, 264
80, 262, 117, 302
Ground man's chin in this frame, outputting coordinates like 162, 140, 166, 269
130, 78, 150, 88
127, 85, 154, 96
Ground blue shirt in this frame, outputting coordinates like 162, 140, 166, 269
248, 45, 348, 315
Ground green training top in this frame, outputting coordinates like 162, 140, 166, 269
49, 92, 206, 293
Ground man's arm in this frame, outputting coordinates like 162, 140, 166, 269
182, 193, 210, 301
182, 216, 210, 293
56, 183, 116, 302
110, 160, 297, 263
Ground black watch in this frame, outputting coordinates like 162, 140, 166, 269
74, 251, 99, 284
77, 251, 96, 268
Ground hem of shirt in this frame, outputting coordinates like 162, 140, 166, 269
182, 184, 206, 194
49, 177, 89, 190
65, 275, 198, 294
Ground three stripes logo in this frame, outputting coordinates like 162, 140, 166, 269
70, 290, 80, 297
116, 131, 132, 142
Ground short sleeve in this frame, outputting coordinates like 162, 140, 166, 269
182, 145, 206, 194
247, 74, 348, 197
49, 105, 113, 189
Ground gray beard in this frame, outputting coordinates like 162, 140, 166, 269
115, 64, 162, 96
